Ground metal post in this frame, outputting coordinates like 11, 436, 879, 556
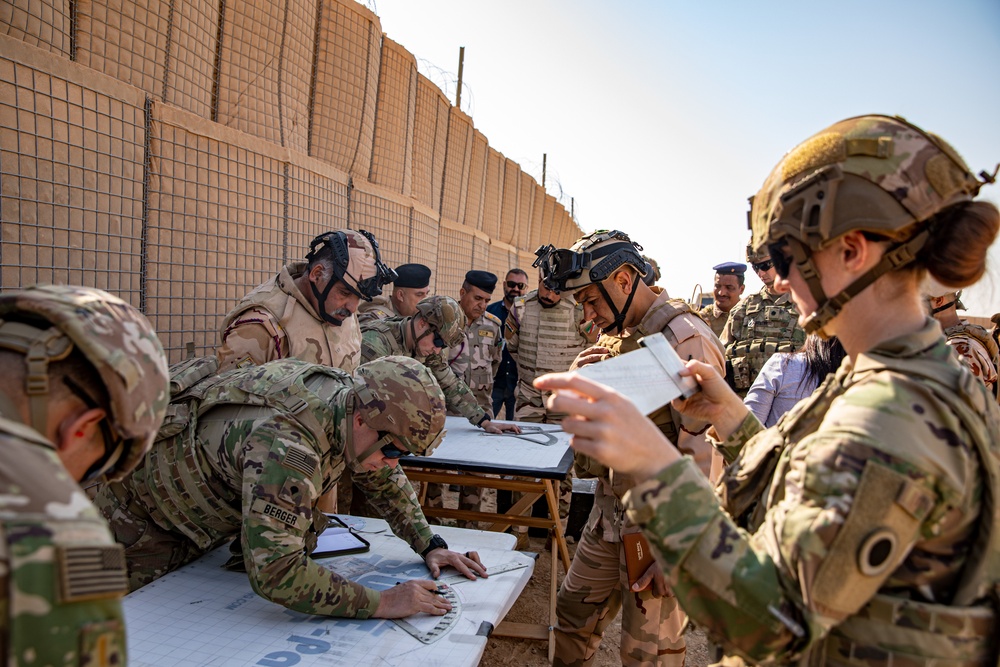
456, 46, 465, 108
542, 153, 547, 188
571, 197, 574, 219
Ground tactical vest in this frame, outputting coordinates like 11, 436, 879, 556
133, 357, 347, 550
726, 290, 804, 391
515, 296, 588, 381
357, 295, 396, 324
721, 348, 1000, 665
220, 263, 362, 371
598, 297, 697, 447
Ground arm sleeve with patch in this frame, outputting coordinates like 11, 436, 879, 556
424, 352, 489, 425
624, 390, 960, 664
217, 307, 287, 371
240, 420, 380, 618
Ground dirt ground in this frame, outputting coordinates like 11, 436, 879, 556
477, 533, 712, 667
439, 487, 711, 667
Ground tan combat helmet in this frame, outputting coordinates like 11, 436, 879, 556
304, 229, 397, 323
352, 355, 446, 456
534, 230, 648, 333
746, 241, 769, 266
413, 295, 465, 348
748, 114, 986, 334
0, 285, 170, 481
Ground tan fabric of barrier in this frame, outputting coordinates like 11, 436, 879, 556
0, 0, 71, 58
411, 74, 449, 212
310, 0, 381, 178
369, 36, 415, 194
163, 0, 220, 118
74, 0, 170, 99
440, 107, 473, 223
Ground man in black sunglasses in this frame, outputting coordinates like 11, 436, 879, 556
720, 241, 805, 396
0, 285, 170, 666
217, 229, 395, 374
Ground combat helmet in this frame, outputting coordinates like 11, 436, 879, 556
413, 295, 464, 348
305, 229, 397, 324
534, 230, 647, 333
0, 285, 170, 481
746, 241, 769, 266
748, 114, 988, 334
351, 356, 446, 457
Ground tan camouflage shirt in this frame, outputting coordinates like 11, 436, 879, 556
447, 311, 503, 418
577, 288, 726, 542
0, 416, 129, 666
698, 302, 729, 339
216, 263, 362, 373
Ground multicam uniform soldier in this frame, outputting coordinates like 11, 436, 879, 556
720, 244, 806, 396
95, 356, 486, 619
698, 261, 747, 338
536, 230, 725, 667
926, 287, 999, 399
357, 263, 431, 325
504, 275, 595, 542
217, 229, 395, 373
447, 270, 504, 418
360, 296, 519, 523
539, 115, 1000, 666
0, 286, 169, 667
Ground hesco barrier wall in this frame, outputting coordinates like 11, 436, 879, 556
0, 0, 580, 362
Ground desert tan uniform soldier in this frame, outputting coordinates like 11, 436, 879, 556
927, 288, 1000, 401
0, 286, 169, 667
536, 230, 726, 666
697, 302, 728, 338
447, 310, 504, 418
505, 287, 594, 538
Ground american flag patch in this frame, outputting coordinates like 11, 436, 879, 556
57, 545, 128, 602
282, 446, 317, 477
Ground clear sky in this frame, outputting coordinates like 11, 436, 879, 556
371, 0, 1000, 316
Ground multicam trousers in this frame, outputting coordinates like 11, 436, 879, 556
554, 524, 686, 667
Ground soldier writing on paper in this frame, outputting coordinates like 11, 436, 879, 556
95, 356, 486, 620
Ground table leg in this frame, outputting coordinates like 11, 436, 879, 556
543, 479, 571, 571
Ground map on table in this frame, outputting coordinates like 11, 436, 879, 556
124, 526, 534, 667
413, 416, 572, 471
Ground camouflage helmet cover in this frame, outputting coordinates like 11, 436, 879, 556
749, 114, 982, 254
746, 241, 769, 265
414, 295, 464, 348
0, 285, 169, 480
352, 356, 446, 455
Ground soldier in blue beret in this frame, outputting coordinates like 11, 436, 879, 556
698, 262, 747, 338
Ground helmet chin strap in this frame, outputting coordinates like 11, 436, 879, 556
310, 276, 344, 327
791, 229, 931, 336
929, 299, 957, 315
595, 277, 639, 335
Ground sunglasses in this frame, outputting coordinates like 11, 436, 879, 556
752, 259, 774, 273
432, 330, 446, 348
506, 280, 527, 290
766, 243, 794, 279
377, 432, 411, 459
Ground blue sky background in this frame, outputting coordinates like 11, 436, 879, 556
372, 0, 1000, 316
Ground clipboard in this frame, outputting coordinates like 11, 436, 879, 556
310, 515, 371, 559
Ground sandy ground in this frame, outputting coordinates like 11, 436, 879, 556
477, 533, 712, 667
438, 487, 711, 666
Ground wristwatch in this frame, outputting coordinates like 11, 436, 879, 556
420, 534, 448, 558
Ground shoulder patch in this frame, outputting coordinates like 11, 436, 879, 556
484, 311, 502, 327
250, 497, 308, 532
57, 545, 129, 602
281, 445, 317, 478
